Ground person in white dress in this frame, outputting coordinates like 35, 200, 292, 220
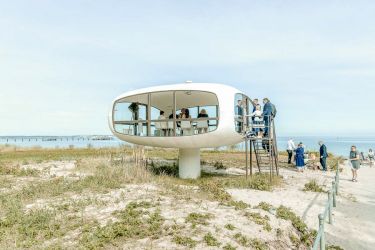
286, 138, 296, 164
250, 104, 263, 137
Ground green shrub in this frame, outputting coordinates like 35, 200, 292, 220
147, 161, 178, 176
203, 232, 221, 246
173, 235, 197, 248
214, 161, 226, 170
255, 202, 273, 212
79, 201, 164, 248
245, 212, 272, 232
223, 243, 237, 250
233, 233, 268, 249
185, 212, 212, 228
303, 179, 325, 193
276, 206, 314, 246
222, 173, 282, 191
224, 224, 235, 230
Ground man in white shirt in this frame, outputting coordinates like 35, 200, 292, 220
287, 138, 296, 164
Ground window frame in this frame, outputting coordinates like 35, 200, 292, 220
234, 93, 254, 134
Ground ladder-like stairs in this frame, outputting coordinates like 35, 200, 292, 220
245, 118, 279, 177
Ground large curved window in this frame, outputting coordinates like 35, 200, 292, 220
113, 90, 219, 137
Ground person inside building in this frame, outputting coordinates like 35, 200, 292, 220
197, 109, 209, 134
180, 108, 192, 135
156, 111, 166, 136
235, 99, 244, 133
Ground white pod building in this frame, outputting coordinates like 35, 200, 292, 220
109, 83, 253, 179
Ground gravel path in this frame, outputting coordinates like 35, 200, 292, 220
325, 162, 375, 249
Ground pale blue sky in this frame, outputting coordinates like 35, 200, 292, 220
1, 0, 374, 136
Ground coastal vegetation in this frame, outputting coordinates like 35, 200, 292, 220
0, 145, 343, 249
303, 179, 325, 193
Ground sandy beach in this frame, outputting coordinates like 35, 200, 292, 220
0, 147, 374, 249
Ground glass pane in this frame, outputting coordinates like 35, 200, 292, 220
234, 93, 244, 133
176, 90, 219, 136
150, 91, 174, 137
113, 93, 149, 136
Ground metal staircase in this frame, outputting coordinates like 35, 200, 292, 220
244, 116, 279, 179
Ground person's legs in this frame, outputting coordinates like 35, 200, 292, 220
287, 150, 292, 164
321, 157, 327, 171
354, 169, 358, 181
263, 117, 269, 136
351, 169, 355, 181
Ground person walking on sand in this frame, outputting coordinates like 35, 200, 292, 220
295, 143, 305, 172
368, 149, 374, 167
286, 138, 296, 164
319, 141, 328, 171
350, 146, 360, 182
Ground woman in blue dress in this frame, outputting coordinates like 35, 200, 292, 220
295, 143, 305, 172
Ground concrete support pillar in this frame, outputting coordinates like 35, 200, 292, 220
178, 148, 201, 179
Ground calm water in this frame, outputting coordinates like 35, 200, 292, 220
276, 136, 375, 157
1, 135, 374, 157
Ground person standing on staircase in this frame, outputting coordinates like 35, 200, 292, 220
286, 138, 296, 164
319, 141, 328, 171
262, 98, 277, 137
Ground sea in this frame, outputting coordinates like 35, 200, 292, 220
0, 135, 374, 157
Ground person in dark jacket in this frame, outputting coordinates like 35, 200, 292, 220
235, 100, 244, 133
319, 141, 328, 171
262, 98, 276, 137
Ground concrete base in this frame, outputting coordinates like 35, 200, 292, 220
178, 148, 201, 179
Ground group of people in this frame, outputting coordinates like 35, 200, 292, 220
286, 138, 375, 181
349, 147, 374, 182
242, 98, 277, 137
156, 108, 210, 136
286, 139, 328, 173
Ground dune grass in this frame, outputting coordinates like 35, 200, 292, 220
0, 146, 327, 249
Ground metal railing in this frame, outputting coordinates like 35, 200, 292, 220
312, 166, 340, 250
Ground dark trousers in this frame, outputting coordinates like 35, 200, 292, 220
287, 150, 293, 164
264, 117, 269, 136
320, 157, 327, 171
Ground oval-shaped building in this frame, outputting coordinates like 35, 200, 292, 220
109, 83, 254, 178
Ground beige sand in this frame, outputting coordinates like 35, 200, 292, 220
228, 162, 375, 249
13, 159, 375, 249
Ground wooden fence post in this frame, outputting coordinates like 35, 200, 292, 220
332, 181, 336, 207
319, 214, 325, 250
328, 190, 333, 224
